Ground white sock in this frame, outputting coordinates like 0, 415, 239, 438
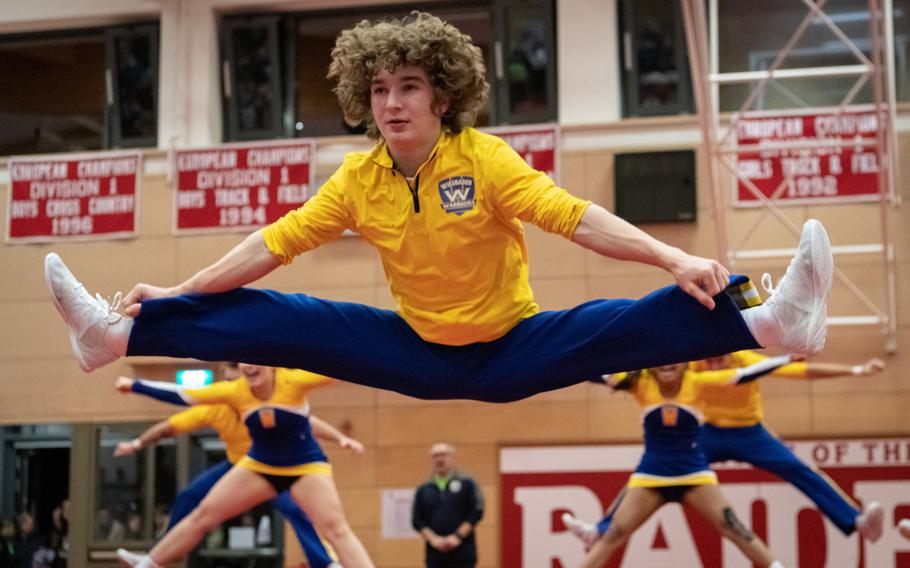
741, 305, 780, 348
769, 561, 785, 568
103, 317, 134, 356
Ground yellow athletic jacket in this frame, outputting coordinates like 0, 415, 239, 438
263, 128, 591, 345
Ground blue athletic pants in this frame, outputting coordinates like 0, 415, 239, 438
594, 424, 860, 536
128, 277, 759, 403
701, 423, 859, 535
165, 460, 334, 568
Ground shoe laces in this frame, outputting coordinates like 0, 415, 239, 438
761, 252, 796, 305
761, 273, 778, 296
94, 291, 123, 323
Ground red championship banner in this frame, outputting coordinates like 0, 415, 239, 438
483, 123, 560, 183
734, 107, 881, 206
174, 140, 315, 233
501, 441, 910, 567
7, 151, 141, 243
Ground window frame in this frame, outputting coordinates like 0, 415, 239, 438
105, 23, 160, 149
88, 422, 178, 549
618, 0, 694, 117
220, 15, 287, 142
219, 0, 558, 142
492, 0, 559, 125
0, 22, 159, 157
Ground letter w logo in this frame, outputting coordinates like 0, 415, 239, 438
438, 176, 475, 214
444, 188, 471, 202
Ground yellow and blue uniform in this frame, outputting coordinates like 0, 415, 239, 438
623, 369, 720, 491
694, 349, 862, 535
127, 128, 762, 403
594, 355, 789, 534
133, 368, 333, 479
618, 357, 789, 493
168, 404, 250, 463
161, 400, 336, 568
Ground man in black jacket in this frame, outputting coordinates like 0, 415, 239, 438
412, 443, 484, 568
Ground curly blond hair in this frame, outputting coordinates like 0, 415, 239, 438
328, 11, 489, 140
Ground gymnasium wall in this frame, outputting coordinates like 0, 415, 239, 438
1, 1, 908, 566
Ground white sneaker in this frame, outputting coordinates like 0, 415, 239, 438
561, 512, 599, 549
898, 518, 910, 540
760, 219, 833, 356
44, 253, 123, 372
115, 548, 146, 567
856, 501, 884, 543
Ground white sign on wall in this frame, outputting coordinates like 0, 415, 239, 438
381, 488, 419, 540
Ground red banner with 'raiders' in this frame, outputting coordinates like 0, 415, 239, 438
7, 151, 140, 243
174, 140, 315, 233
501, 441, 910, 567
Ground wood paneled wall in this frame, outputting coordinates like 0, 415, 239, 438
1, 133, 908, 567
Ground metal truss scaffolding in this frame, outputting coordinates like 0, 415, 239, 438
681, 0, 900, 352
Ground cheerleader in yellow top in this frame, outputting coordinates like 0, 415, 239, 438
578, 359, 790, 568
696, 349, 886, 540
111, 364, 364, 568
114, 364, 374, 568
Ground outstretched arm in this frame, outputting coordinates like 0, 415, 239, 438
114, 419, 176, 457
695, 355, 793, 386
114, 375, 233, 407
571, 204, 730, 310
734, 350, 886, 380
309, 416, 364, 454
123, 229, 281, 317
802, 357, 885, 379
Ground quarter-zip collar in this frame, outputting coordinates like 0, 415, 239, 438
371, 130, 451, 175
373, 131, 451, 214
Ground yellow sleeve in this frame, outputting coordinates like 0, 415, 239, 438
688, 368, 739, 386
275, 368, 335, 388
262, 167, 352, 264
167, 406, 216, 434
483, 137, 590, 238
734, 349, 809, 379
182, 380, 239, 405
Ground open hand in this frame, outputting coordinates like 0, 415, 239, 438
861, 358, 886, 375
113, 441, 136, 457
339, 436, 365, 454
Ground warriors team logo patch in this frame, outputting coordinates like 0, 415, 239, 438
438, 176, 476, 215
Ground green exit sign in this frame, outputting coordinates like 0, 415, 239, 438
176, 369, 213, 388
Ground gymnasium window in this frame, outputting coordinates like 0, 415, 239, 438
0, 23, 159, 157
0, 424, 71, 536
717, 0, 910, 111
220, 0, 557, 141
618, 0, 694, 117
92, 424, 176, 547
618, 0, 910, 117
